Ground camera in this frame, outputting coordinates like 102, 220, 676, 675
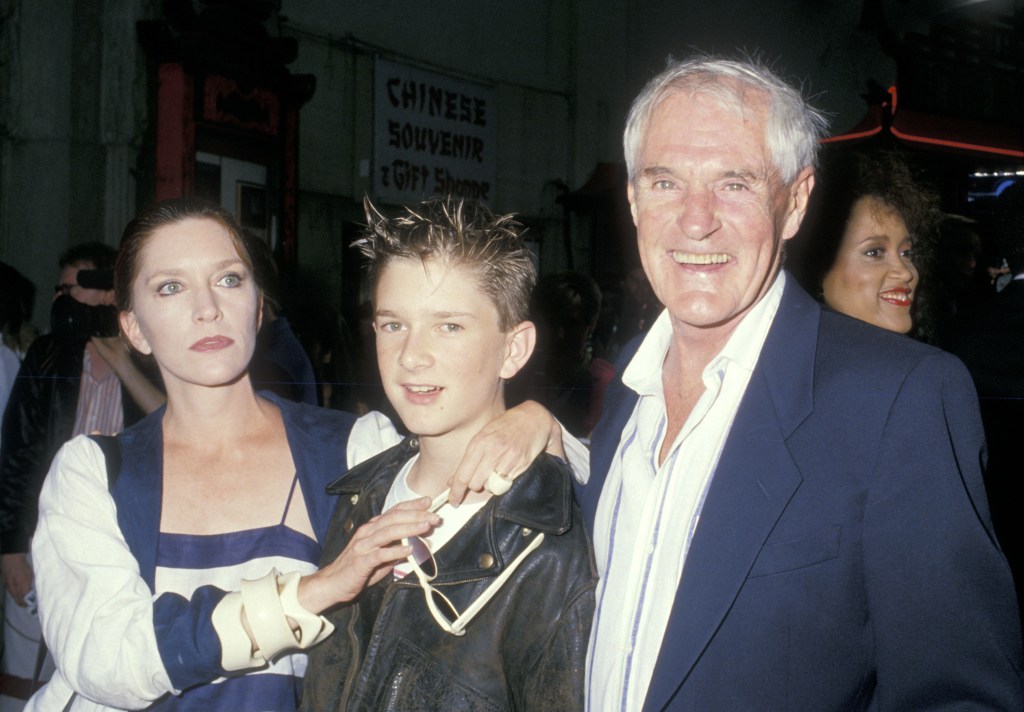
50, 295, 119, 339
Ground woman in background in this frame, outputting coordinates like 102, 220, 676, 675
790, 149, 940, 339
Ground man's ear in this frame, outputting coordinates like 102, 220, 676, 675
120, 310, 152, 355
500, 321, 536, 380
780, 167, 815, 242
627, 182, 639, 227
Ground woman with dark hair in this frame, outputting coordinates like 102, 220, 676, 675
789, 149, 940, 339
25, 198, 578, 711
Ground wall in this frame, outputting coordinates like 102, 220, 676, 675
279, 0, 629, 308
0, 0, 154, 332
3, 0, 1000, 331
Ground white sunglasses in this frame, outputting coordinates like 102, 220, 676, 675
403, 490, 545, 636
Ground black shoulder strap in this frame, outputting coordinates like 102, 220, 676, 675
87, 434, 122, 489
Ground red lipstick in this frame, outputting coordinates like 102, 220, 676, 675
879, 287, 912, 307
190, 336, 234, 352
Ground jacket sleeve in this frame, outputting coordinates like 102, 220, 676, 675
521, 578, 595, 712
864, 351, 1024, 709
31, 436, 229, 708
1, 341, 54, 554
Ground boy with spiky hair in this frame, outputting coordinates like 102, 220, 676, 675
302, 198, 595, 711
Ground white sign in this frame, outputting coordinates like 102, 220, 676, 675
373, 57, 497, 204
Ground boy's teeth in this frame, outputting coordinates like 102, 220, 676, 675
408, 385, 439, 393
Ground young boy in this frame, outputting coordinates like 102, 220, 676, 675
302, 198, 596, 711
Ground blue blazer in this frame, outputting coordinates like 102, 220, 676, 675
582, 279, 1023, 711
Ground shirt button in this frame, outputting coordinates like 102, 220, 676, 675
478, 553, 495, 569
350, 494, 359, 505
343, 518, 355, 533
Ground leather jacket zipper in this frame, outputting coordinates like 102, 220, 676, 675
339, 600, 363, 711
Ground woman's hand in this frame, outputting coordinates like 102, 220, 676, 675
448, 400, 564, 504
297, 498, 441, 614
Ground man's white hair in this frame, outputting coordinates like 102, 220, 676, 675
623, 55, 829, 186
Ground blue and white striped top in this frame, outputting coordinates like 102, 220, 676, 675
151, 476, 319, 711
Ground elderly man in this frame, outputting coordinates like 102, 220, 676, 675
577, 56, 1023, 711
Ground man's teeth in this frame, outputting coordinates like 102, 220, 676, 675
407, 385, 440, 393
672, 252, 729, 265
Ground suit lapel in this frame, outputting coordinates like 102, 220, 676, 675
644, 279, 819, 711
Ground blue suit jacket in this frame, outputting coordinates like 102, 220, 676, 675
581, 279, 1023, 711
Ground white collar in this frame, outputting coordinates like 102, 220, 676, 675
622, 272, 787, 397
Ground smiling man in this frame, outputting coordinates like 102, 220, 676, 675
577, 56, 1023, 711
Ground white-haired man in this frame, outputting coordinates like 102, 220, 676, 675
577, 56, 1023, 711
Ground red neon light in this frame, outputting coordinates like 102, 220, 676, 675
821, 126, 882, 143
888, 127, 1024, 158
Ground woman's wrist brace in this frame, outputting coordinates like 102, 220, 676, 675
211, 568, 335, 671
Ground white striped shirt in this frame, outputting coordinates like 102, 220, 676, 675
71, 347, 123, 438
587, 273, 785, 712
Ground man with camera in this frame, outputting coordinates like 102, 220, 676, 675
0, 243, 163, 704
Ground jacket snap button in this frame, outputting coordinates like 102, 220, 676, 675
409, 437, 419, 449
350, 494, 359, 505
522, 528, 533, 537
343, 518, 355, 533
478, 553, 495, 569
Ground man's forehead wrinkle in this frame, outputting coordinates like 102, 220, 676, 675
638, 100, 774, 188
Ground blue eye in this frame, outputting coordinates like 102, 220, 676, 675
440, 323, 463, 333
218, 273, 243, 288
157, 281, 183, 296
377, 322, 403, 333
653, 179, 674, 190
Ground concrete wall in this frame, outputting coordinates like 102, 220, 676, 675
0, 0, 154, 332
2, 0, 995, 330
280, 0, 626, 306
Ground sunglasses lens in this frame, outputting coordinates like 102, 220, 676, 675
430, 589, 460, 623
409, 536, 437, 578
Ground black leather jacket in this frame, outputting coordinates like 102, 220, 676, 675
302, 437, 597, 712
0, 334, 143, 553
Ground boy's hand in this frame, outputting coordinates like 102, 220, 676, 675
448, 400, 564, 505
298, 498, 441, 613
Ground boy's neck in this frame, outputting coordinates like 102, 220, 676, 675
407, 408, 506, 501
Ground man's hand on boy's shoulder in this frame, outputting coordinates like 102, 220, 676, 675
449, 400, 588, 504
